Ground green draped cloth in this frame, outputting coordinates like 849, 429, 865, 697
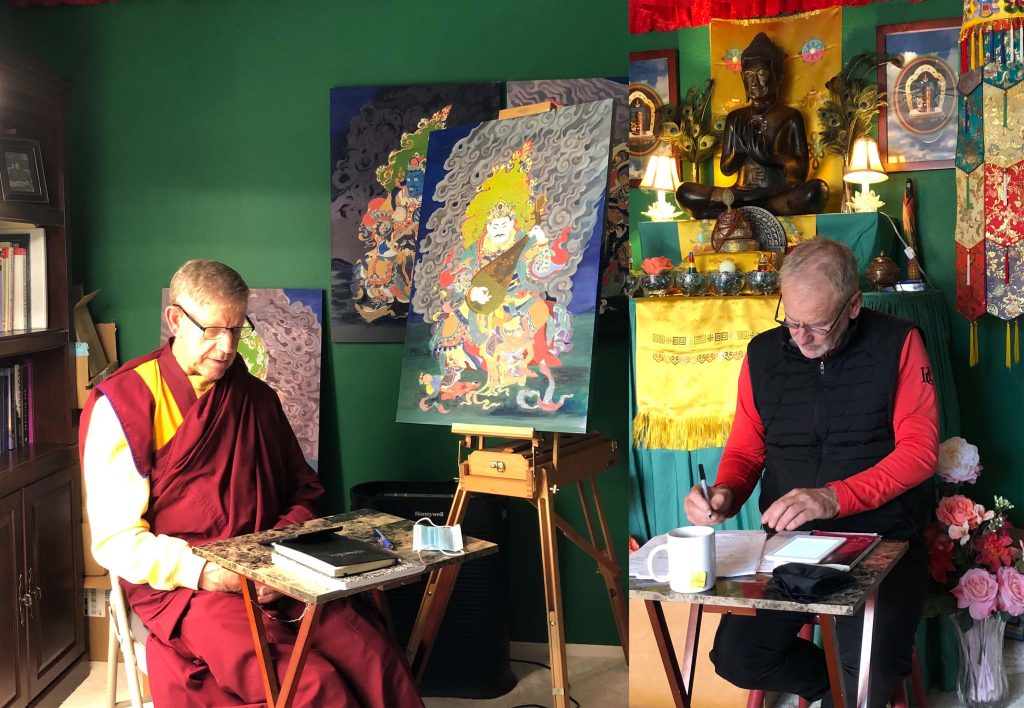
628, 289, 961, 690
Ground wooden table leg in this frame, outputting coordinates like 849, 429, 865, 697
856, 590, 876, 708
276, 602, 324, 708
642, 600, 692, 708
818, 614, 848, 708
537, 480, 570, 708
242, 578, 279, 706
406, 485, 470, 683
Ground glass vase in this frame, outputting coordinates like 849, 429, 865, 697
640, 272, 672, 297
949, 613, 1010, 708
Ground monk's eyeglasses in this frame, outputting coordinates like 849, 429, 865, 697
173, 304, 255, 341
774, 293, 855, 335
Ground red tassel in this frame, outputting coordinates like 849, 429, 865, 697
962, 39, 969, 74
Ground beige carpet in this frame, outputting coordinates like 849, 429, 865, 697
61, 642, 626, 707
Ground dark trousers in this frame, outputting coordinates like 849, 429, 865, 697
709, 541, 928, 708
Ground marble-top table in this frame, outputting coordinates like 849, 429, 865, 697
193, 508, 497, 708
630, 539, 908, 708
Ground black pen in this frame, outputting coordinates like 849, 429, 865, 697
698, 464, 713, 519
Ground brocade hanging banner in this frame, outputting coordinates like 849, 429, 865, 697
955, 169, 987, 325
630, 0, 920, 33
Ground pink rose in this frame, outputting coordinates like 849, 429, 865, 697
937, 495, 980, 529
641, 256, 673, 275
952, 568, 999, 620
997, 567, 1024, 616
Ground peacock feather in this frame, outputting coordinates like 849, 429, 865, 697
815, 52, 902, 161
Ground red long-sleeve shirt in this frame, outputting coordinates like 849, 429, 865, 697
715, 328, 939, 518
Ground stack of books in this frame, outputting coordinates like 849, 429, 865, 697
268, 527, 424, 591
0, 228, 47, 333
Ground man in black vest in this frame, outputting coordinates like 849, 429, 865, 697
683, 238, 938, 706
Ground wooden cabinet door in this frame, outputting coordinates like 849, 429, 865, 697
0, 490, 26, 708
22, 469, 83, 699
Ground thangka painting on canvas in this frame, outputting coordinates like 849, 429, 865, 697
330, 84, 500, 343
507, 79, 631, 307
161, 288, 323, 469
396, 100, 614, 434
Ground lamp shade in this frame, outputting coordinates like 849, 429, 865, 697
639, 153, 681, 192
843, 137, 888, 185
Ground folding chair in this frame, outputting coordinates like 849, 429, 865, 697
105, 573, 150, 708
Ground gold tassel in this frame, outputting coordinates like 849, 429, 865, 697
970, 320, 979, 367
1007, 321, 1012, 369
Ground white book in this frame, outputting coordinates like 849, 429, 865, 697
0, 228, 46, 329
270, 551, 426, 592
763, 535, 844, 565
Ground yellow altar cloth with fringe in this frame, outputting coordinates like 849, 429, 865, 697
632, 296, 777, 450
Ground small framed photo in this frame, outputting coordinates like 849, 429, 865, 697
0, 137, 48, 203
876, 18, 961, 172
629, 49, 679, 186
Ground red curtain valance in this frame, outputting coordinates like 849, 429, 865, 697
630, 0, 922, 32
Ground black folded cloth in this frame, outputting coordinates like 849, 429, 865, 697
771, 562, 855, 603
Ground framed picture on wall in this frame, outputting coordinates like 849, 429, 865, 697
629, 49, 678, 186
0, 137, 48, 203
876, 18, 960, 172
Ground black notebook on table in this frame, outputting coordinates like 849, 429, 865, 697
271, 528, 398, 578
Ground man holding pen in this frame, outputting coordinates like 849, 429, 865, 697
682, 239, 938, 706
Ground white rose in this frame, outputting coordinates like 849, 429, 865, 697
936, 437, 982, 484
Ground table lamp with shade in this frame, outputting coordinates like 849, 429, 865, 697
639, 147, 683, 221
843, 136, 888, 212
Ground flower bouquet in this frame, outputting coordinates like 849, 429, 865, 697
926, 437, 1018, 707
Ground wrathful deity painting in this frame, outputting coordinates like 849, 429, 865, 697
396, 100, 614, 434
507, 79, 631, 306
161, 289, 323, 469
330, 83, 501, 342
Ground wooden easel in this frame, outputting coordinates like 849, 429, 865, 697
406, 424, 628, 708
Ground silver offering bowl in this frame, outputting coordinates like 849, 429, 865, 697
640, 272, 673, 297
675, 270, 710, 296
709, 271, 745, 296
746, 270, 780, 295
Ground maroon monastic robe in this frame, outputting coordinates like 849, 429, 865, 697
81, 344, 423, 707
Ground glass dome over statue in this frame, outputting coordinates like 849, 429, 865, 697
675, 32, 829, 220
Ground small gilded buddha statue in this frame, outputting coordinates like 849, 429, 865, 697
675, 32, 829, 220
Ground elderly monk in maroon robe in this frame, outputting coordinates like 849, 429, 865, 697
81, 259, 422, 707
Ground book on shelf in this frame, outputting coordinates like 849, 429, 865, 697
271, 528, 399, 578
270, 551, 425, 592
0, 227, 47, 331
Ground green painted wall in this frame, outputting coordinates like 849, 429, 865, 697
10, 0, 629, 645
630, 0, 1024, 522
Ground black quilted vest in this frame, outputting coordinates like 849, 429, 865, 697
747, 308, 923, 539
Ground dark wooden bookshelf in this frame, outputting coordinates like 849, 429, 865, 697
0, 49, 88, 707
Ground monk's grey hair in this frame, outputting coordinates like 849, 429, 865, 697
169, 259, 249, 311
779, 239, 859, 300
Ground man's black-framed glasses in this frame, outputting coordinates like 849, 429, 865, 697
173, 303, 255, 341
774, 293, 855, 335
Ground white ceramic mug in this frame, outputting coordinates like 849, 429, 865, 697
646, 526, 716, 593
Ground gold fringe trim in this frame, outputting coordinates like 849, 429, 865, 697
970, 320, 979, 367
632, 409, 732, 451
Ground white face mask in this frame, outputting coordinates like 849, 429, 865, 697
413, 517, 464, 555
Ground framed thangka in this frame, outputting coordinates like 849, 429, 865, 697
161, 288, 323, 470
877, 19, 960, 172
507, 79, 630, 327
629, 49, 678, 186
396, 100, 614, 434
330, 83, 500, 342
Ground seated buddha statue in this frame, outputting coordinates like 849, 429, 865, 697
676, 32, 829, 220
